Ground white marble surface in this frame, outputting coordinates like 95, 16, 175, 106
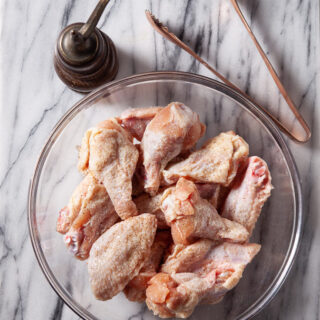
0, 0, 319, 319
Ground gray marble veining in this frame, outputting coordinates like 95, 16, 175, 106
0, 0, 319, 319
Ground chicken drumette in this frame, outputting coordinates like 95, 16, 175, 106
146, 240, 260, 318
161, 178, 249, 245
78, 118, 139, 220
119, 106, 163, 141
141, 102, 206, 196
56, 174, 119, 260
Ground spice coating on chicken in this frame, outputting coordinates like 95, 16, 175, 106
141, 102, 206, 196
162, 131, 249, 187
146, 272, 203, 318
133, 184, 223, 230
124, 231, 171, 302
119, 107, 163, 140
88, 214, 157, 301
57, 174, 94, 234
78, 118, 139, 220
57, 174, 119, 260
221, 156, 272, 236
146, 240, 260, 318
161, 178, 249, 245
161, 240, 214, 274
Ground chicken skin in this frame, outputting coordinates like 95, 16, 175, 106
161, 239, 214, 274
222, 156, 272, 236
162, 131, 249, 187
141, 102, 206, 196
161, 178, 249, 245
146, 240, 260, 318
78, 118, 139, 220
124, 231, 172, 302
88, 214, 157, 301
133, 183, 222, 230
57, 174, 94, 234
57, 174, 119, 260
119, 107, 163, 141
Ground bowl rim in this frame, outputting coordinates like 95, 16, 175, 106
28, 71, 302, 320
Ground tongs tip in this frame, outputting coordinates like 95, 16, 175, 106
145, 10, 164, 29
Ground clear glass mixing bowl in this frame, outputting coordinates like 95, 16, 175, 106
28, 72, 302, 320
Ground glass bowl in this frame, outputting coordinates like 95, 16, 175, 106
28, 71, 302, 320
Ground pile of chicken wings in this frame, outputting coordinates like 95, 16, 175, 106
56, 102, 272, 318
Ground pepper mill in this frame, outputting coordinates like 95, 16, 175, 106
54, 0, 119, 93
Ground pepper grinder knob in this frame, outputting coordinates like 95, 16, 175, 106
54, 0, 119, 93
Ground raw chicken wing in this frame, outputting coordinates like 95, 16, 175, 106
119, 107, 163, 140
146, 240, 260, 318
57, 174, 94, 234
162, 131, 248, 187
198, 242, 261, 304
88, 214, 157, 300
161, 178, 249, 244
78, 118, 139, 220
141, 102, 206, 196
222, 156, 272, 235
133, 183, 223, 230
57, 174, 119, 260
124, 231, 171, 302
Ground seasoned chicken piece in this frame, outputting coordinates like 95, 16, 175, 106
57, 174, 94, 234
141, 102, 206, 196
88, 214, 157, 300
134, 189, 172, 229
78, 118, 139, 220
222, 156, 272, 236
161, 178, 249, 245
119, 107, 163, 140
146, 240, 260, 318
146, 272, 204, 318
124, 231, 171, 302
161, 240, 214, 274
162, 131, 249, 187
133, 184, 223, 230
197, 242, 261, 304
57, 174, 119, 260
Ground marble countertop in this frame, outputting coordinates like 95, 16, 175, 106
0, 0, 319, 319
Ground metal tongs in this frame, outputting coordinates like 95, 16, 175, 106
145, 0, 311, 143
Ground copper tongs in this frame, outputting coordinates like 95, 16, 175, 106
145, 1, 311, 143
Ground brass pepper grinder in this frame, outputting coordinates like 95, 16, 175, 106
54, 0, 119, 93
